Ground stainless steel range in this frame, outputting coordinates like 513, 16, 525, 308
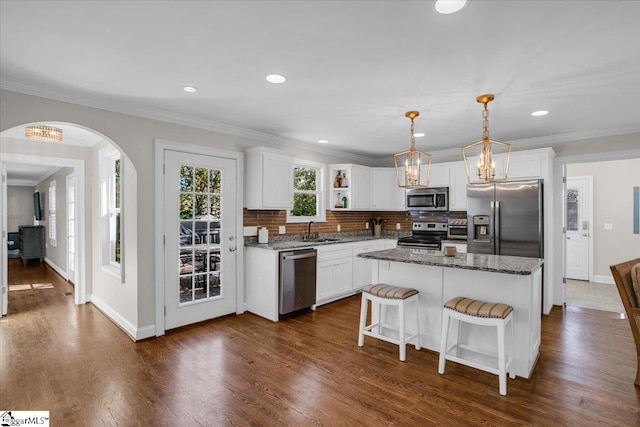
397, 222, 448, 249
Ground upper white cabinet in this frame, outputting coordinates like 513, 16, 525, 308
449, 162, 468, 211
245, 147, 293, 210
428, 163, 451, 188
329, 164, 371, 210
371, 168, 395, 210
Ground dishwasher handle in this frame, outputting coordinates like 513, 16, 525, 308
281, 249, 317, 260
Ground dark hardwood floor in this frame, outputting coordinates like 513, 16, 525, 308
1, 259, 639, 426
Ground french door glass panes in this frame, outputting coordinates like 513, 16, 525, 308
178, 165, 222, 304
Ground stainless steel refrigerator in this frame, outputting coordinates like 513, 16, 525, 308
467, 179, 543, 258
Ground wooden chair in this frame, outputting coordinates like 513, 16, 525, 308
610, 258, 640, 386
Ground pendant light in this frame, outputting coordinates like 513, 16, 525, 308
394, 111, 432, 188
462, 94, 511, 183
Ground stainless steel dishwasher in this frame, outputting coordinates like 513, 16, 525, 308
279, 248, 317, 316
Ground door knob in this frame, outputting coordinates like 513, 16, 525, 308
229, 246, 237, 252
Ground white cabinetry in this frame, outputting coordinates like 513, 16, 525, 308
329, 164, 371, 210
245, 147, 293, 210
428, 163, 451, 187
371, 168, 395, 210
449, 162, 468, 211
352, 239, 397, 291
245, 247, 279, 321
316, 244, 353, 304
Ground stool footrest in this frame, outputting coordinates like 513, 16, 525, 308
443, 344, 514, 377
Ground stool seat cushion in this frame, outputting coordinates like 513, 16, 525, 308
444, 296, 513, 319
363, 284, 418, 300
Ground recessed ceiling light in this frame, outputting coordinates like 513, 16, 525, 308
414, 133, 425, 138
266, 74, 286, 84
317, 139, 329, 144
183, 86, 197, 93
434, 0, 468, 14
531, 110, 549, 117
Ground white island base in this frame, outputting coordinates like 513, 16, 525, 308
369, 259, 542, 379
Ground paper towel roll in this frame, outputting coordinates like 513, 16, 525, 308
258, 227, 269, 244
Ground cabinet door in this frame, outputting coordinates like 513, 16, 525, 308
351, 166, 371, 209
507, 152, 542, 179
316, 261, 335, 301
429, 163, 450, 187
371, 168, 394, 210
262, 152, 293, 209
449, 162, 468, 211
333, 258, 353, 295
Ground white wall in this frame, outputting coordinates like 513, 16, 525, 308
567, 158, 640, 281
7, 186, 34, 231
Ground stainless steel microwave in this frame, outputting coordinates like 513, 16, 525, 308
406, 187, 449, 211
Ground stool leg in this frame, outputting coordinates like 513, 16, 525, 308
438, 309, 450, 374
358, 293, 368, 347
414, 297, 421, 350
509, 316, 516, 379
497, 320, 507, 396
399, 301, 406, 361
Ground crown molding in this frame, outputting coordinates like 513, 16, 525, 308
0, 78, 373, 164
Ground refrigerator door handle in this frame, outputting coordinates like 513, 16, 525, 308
495, 200, 501, 254
489, 200, 495, 253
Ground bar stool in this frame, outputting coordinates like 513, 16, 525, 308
438, 296, 515, 396
358, 284, 420, 361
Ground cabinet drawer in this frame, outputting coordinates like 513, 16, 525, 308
316, 243, 352, 261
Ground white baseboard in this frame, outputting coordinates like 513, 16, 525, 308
592, 274, 615, 285
90, 293, 156, 341
44, 257, 68, 281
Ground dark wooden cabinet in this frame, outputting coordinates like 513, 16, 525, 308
19, 225, 45, 263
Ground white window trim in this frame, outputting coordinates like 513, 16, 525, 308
48, 180, 57, 247
99, 145, 124, 281
287, 159, 326, 223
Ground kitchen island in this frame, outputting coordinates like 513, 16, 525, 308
359, 247, 543, 378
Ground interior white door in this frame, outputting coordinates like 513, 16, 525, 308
164, 150, 237, 329
1, 164, 7, 316
565, 176, 591, 280
66, 174, 76, 284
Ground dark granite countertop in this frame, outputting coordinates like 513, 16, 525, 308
244, 231, 409, 251
358, 247, 543, 275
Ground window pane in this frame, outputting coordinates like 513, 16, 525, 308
292, 193, 317, 217
194, 168, 208, 193
195, 194, 208, 217
115, 159, 121, 209
180, 194, 194, 219
209, 169, 221, 193
180, 166, 193, 192
115, 212, 121, 263
209, 195, 221, 219
566, 188, 579, 231
180, 221, 194, 247
294, 167, 316, 191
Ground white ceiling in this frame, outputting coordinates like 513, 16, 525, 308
1, 1, 640, 163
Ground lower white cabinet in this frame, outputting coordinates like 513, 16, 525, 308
316, 244, 353, 304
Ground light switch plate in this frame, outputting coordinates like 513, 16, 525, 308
337, 224, 341, 232
604, 223, 614, 230
279, 225, 286, 234
396, 223, 401, 230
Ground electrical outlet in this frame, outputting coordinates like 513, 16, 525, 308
243, 226, 258, 237
279, 225, 286, 234
396, 223, 401, 230
337, 224, 341, 232
604, 223, 613, 230
365, 222, 369, 229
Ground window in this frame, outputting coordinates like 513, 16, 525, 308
287, 160, 325, 223
100, 145, 122, 276
48, 180, 56, 246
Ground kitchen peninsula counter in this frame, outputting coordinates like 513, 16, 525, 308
358, 247, 543, 275
359, 248, 543, 378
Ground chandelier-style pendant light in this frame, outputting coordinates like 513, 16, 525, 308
394, 111, 432, 188
462, 94, 511, 183
25, 125, 63, 142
